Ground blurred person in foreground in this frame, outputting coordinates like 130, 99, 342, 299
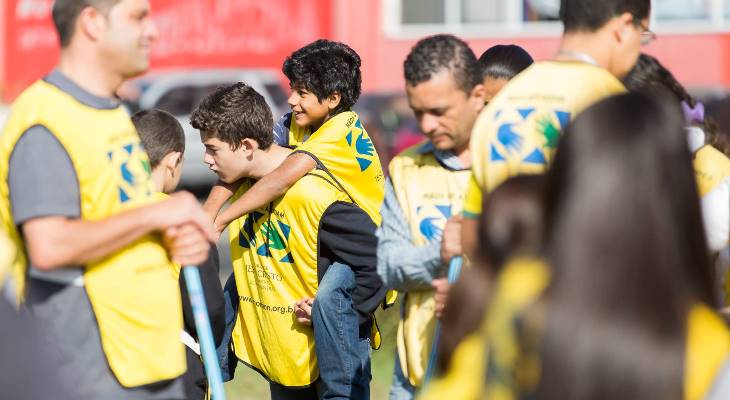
419, 174, 548, 400
1, 229, 74, 399
623, 54, 730, 309
0, 1, 214, 398
483, 93, 730, 400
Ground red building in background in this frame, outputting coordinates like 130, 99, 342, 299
2, 0, 730, 102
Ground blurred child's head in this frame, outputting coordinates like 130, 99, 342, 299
283, 39, 362, 129
437, 174, 548, 371
478, 44, 534, 103
623, 53, 730, 156
478, 174, 548, 274
536, 93, 711, 399
190, 82, 274, 184
132, 109, 185, 193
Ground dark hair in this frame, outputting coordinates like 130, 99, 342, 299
478, 175, 548, 274
624, 53, 730, 156
478, 45, 534, 81
536, 93, 713, 400
52, 0, 119, 47
282, 39, 362, 115
132, 109, 185, 169
404, 34, 482, 93
190, 83, 274, 150
559, 0, 651, 33
437, 174, 548, 372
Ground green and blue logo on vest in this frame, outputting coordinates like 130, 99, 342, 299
238, 211, 294, 264
345, 118, 375, 172
491, 108, 570, 166
107, 141, 153, 203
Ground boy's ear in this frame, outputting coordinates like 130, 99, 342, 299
164, 151, 182, 173
240, 138, 260, 155
325, 92, 342, 111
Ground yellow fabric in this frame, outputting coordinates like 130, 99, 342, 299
482, 260, 730, 400
389, 141, 471, 387
418, 333, 487, 400
482, 258, 550, 400
0, 230, 16, 290
463, 173, 483, 219
384, 289, 398, 307
229, 170, 351, 387
288, 111, 385, 226
420, 258, 549, 400
151, 192, 183, 279
685, 304, 730, 400
694, 145, 730, 198
0, 80, 185, 387
470, 61, 625, 194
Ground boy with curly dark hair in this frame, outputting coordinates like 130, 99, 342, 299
201, 41, 386, 399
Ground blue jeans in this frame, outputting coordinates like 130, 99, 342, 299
389, 352, 416, 400
312, 262, 372, 400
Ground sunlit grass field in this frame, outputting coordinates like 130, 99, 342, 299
224, 304, 400, 399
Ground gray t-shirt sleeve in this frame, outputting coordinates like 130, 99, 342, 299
8, 125, 80, 225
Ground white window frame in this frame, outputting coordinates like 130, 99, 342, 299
382, 0, 730, 39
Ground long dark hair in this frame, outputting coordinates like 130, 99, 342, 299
438, 174, 547, 371
536, 93, 714, 400
623, 53, 730, 156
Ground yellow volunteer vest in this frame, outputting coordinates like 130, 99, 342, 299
389, 141, 470, 387
694, 145, 730, 198
418, 333, 487, 400
229, 169, 351, 387
0, 230, 16, 291
481, 260, 730, 400
152, 192, 184, 279
471, 61, 625, 194
0, 80, 185, 387
422, 258, 549, 400
463, 173, 483, 218
286, 111, 385, 226
685, 304, 730, 400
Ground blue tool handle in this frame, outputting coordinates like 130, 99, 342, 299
424, 256, 463, 384
183, 266, 227, 400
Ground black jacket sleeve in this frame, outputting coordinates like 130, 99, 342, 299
179, 245, 226, 347
318, 201, 387, 324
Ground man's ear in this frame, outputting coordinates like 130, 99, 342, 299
469, 84, 487, 111
613, 12, 635, 44
326, 92, 342, 111
77, 5, 107, 43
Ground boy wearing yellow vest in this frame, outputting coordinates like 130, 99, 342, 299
191, 82, 386, 399
376, 34, 486, 399
462, 0, 648, 255
203, 40, 386, 400
0, 1, 214, 399
132, 109, 226, 400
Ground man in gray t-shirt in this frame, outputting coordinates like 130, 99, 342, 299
2, 1, 214, 399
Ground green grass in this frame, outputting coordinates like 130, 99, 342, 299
225, 304, 400, 399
